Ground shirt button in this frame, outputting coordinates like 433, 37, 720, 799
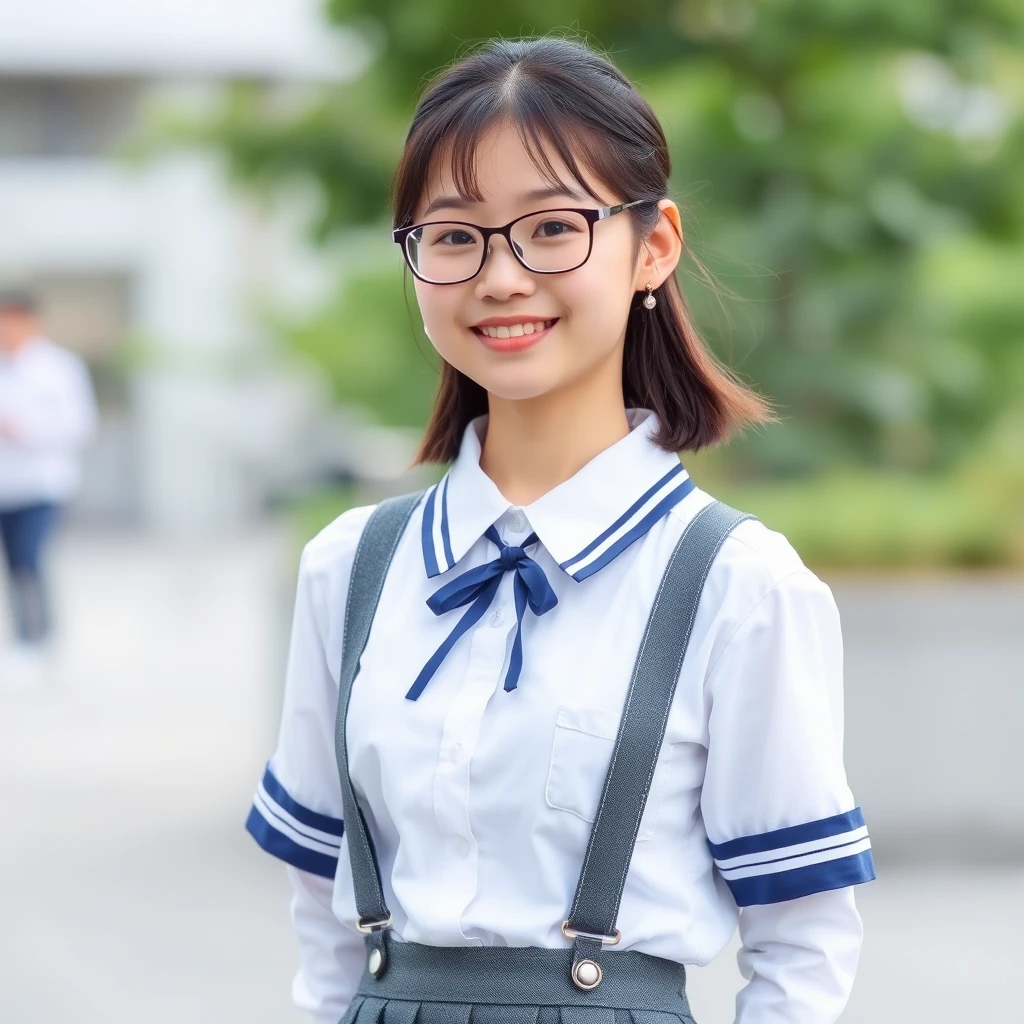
448, 742, 464, 763
489, 605, 506, 627
448, 836, 470, 859
508, 508, 527, 532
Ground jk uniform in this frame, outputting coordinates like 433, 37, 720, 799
246, 408, 876, 1024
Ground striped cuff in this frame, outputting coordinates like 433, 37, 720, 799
708, 807, 876, 906
245, 764, 343, 879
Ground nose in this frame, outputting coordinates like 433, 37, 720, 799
474, 235, 535, 301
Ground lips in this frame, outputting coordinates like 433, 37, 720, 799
471, 318, 558, 353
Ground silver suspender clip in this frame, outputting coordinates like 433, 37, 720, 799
560, 920, 621, 945
356, 913, 394, 934
360, 915, 392, 979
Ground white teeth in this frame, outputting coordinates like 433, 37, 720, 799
479, 319, 555, 338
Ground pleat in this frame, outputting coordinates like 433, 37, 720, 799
560, 1007, 616, 1024
385, 1000, 421, 1024
537, 1008, 559, 1024
630, 1012, 690, 1024
339, 995, 367, 1024
415, 1003, 473, 1024
355, 995, 388, 1024
471, 1006, 539, 1024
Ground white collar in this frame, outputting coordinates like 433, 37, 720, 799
420, 408, 694, 582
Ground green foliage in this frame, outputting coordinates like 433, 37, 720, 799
713, 467, 1023, 568
275, 254, 440, 426
161, 0, 1024, 563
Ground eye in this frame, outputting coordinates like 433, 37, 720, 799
435, 229, 477, 246
533, 219, 579, 239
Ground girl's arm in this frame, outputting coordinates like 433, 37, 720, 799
287, 866, 367, 1024
735, 888, 864, 1023
245, 507, 378, 1020
700, 564, 875, 1023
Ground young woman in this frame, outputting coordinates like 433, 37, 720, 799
246, 36, 875, 1024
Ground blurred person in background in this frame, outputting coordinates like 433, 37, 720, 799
0, 289, 97, 688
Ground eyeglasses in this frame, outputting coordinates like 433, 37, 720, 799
392, 199, 653, 285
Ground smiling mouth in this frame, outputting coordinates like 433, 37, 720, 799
471, 318, 558, 339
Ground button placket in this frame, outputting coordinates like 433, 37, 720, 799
430, 573, 515, 937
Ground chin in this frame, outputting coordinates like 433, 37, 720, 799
475, 373, 558, 402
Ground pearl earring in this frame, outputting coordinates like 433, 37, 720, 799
642, 282, 657, 310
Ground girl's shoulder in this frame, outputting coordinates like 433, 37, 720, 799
298, 501, 386, 598
302, 502, 379, 570
669, 488, 839, 634
296, 491, 428, 613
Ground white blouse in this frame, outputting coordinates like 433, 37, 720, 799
0, 335, 97, 508
247, 408, 874, 1024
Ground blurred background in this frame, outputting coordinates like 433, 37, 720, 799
0, 0, 1021, 1021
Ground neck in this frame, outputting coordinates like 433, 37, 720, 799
479, 377, 631, 507
1, 334, 36, 356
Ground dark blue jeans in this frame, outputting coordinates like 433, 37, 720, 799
0, 502, 60, 644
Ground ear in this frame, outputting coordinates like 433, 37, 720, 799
632, 200, 683, 292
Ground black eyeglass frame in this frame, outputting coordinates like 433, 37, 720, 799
392, 199, 655, 285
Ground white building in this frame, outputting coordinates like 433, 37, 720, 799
0, 0, 372, 533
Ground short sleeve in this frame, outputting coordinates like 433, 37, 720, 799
700, 569, 876, 907
245, 508, 373, 879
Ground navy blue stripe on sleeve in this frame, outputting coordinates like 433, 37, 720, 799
709, 807, 876, 907
245, 764, 343, 879
259, 766, 344, 837
245, 806, 339, 878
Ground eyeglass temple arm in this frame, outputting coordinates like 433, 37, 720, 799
597, 198, 653, 220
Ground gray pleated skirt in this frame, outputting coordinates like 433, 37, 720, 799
340, 941, 695, 1024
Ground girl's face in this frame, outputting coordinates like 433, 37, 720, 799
411, 125, 654, 403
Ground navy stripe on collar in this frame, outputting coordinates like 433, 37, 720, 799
421, 474, 455, 577
559, 464, 695, 581
421, 463, 696, 582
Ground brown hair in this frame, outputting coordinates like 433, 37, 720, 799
391, 36, 774, 464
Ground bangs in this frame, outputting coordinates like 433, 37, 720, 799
393, 69, 664, 229
432, 111, 612, 212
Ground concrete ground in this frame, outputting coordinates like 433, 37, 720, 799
0, 527, 1018, 1023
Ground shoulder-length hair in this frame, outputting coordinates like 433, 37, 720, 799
391, 35, 774, 464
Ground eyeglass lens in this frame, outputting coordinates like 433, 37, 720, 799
405, 210, 592, 283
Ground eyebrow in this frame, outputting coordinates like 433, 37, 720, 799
421, 184, 592, 219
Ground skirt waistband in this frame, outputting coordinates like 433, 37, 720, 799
355, 940, 692, 1014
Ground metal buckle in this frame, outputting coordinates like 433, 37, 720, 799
356, 914, 393, 934
561, 921, 621, 946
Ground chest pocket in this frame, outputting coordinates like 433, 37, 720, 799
544, 704, 671, 842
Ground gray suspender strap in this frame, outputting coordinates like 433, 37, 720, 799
563, 501, 754, 971
334, 490, 424, 955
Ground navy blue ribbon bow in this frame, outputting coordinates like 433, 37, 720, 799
406, 525, 558, 700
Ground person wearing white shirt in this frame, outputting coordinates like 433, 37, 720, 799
0, 290, 98, 685
246, 36, 875, 1024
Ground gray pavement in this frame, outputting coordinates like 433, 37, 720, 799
0, 528, 1018, 1022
